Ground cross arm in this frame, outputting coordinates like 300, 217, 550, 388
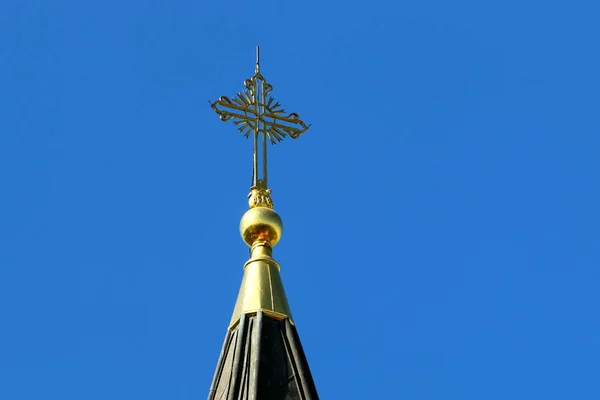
210, 95, 258, 122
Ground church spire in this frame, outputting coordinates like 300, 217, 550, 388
207, 48, 318, 399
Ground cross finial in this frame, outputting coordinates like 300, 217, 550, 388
210, 48, 310, 208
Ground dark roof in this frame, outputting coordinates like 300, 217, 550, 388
208, 311, 319, 400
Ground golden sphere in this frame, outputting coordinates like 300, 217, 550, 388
239, 207, 283, 247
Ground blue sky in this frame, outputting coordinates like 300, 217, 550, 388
1, 0, 599, 398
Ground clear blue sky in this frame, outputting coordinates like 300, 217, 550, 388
1, 0, 599, 398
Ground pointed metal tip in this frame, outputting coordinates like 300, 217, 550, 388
255, 46, 260, 73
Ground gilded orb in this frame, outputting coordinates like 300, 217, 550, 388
240, 207, 283, 247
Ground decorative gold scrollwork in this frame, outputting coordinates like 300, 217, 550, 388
248, 186, 274, 209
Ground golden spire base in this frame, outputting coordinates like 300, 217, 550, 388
229, 204, 292, 329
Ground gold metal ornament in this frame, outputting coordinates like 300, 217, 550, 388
210, 46, 310, 192
210, 47, 308, 328
239, 207, 283, 247
248, 186, 273, 209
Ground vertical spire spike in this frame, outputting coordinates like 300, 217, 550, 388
207, 47, 319, 400
255, 45, 260, 73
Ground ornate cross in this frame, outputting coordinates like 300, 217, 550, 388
210, 47, 310, 208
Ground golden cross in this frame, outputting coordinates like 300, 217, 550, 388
210, 47, 310, 192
